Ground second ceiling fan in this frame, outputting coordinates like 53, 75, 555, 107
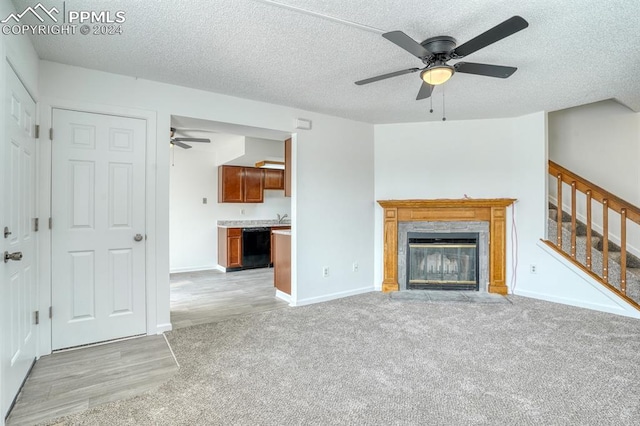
355, 16, 529, 100
170, 127, 212, 149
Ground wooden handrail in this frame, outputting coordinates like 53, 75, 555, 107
549, 160, 640, 225
548, 160, 640, 300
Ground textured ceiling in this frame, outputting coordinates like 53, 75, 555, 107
11, 0, 640, 123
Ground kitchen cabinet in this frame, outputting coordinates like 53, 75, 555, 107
218, 227, 242, 269
270, 226, 291, 264
264, 169, 285, 190
284, 137, 291, 197
273, 230, 291, 295
218, 165, 264, 203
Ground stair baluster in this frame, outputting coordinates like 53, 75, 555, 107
586, 190, 592, 270
621, 209, 627, 294
602, 199, 609, 282
556, 173, 563, 249
571, 181, 577, 258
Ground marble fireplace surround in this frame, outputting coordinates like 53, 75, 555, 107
378, 199, 516, 295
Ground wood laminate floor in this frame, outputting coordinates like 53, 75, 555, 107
170, 267, 290, 329
6, 335, 178, 426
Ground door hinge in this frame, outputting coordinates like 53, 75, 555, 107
35, 310, 40, 325
49, 128, 53, 140
49, 306, 53, 319
49, 217, 52, 229
35, 124, 40, 139
34, 218, 39, 232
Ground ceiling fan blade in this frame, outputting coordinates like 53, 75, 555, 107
416, 82, 434, 100
383, 31, 432, 59
454, 62, 517, 78
453, 16, 528, 58
171, 140, 192, 149
172, 137, 211, 143
355, 68, 420, 85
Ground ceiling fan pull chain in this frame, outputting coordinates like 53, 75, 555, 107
442, 85, 447, 121
171, 143, 175, 167
429, 94, 434, 114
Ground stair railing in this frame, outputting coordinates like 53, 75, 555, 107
548, 160, 640, 296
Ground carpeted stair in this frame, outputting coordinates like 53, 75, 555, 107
547, 203, 640, 304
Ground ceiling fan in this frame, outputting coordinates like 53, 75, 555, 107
170, 127, 211, 149
355, 16, 529, 100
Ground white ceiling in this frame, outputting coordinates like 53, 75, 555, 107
12, 0, 640, 123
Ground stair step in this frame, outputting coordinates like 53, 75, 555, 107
609, 251, 623, 264
627, 268, 640, 278
576, 235, 601, 249
548, 209, 558, 221
561, 221, 588, 236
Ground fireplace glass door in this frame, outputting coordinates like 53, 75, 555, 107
407, 233, 479, 290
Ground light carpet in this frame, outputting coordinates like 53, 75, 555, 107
46, 292, 640, 425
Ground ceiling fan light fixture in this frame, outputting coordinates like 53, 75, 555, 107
420, 65, 454, 85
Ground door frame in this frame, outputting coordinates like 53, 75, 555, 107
38, 98, 159, 355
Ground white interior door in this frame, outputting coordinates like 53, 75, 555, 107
1, 64, 38, 418
51, 109, 147, 350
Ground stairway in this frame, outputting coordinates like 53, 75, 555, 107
548, 203, 640, 305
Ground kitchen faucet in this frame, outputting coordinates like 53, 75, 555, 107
277, 214, 289, 224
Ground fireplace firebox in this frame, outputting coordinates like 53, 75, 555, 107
406, 232, 479, 291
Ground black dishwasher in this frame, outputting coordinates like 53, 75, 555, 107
242, 227, 271, 269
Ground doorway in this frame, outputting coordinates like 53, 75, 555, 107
168, 116, 291, 327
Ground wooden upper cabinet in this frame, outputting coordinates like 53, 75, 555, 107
244, 167, 264, 203
218, 165, 264, 203
218, 165, 244, 203
264, 169, 285, 190
284, 137, 292, 197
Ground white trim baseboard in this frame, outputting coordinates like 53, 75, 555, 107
275, 290, 291, 304
155, 323, 173, 334
528, 240, 640, 319
169, 265, 220, 274
292, 286, 374, 307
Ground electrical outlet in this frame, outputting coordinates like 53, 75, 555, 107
530, 264, 537, 274
240, 208, 245, 215
322, 266, 329, 278
352, 262, 358, 272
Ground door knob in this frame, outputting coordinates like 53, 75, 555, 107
4, 251, 22, 263
134, 234, 143, 242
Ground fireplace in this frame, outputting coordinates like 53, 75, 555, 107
407, 232, 479, 291
378, 199, 516, 294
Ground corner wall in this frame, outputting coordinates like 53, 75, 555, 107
373, 112, 639, 317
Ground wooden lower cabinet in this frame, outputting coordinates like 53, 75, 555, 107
270, 226, 291, 264
218, 227, 242, 269
273, 231, 291, 295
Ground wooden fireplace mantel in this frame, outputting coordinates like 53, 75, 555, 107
378, 198, 516, 295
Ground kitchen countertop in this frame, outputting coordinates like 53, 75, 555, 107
272, 229, 291, 236
217, 220, 291, 228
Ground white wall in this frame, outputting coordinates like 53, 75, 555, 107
373, 112, 640, 317
38, 60, 375, 330
548, 100, 640, 257
169, 142, 291, 273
